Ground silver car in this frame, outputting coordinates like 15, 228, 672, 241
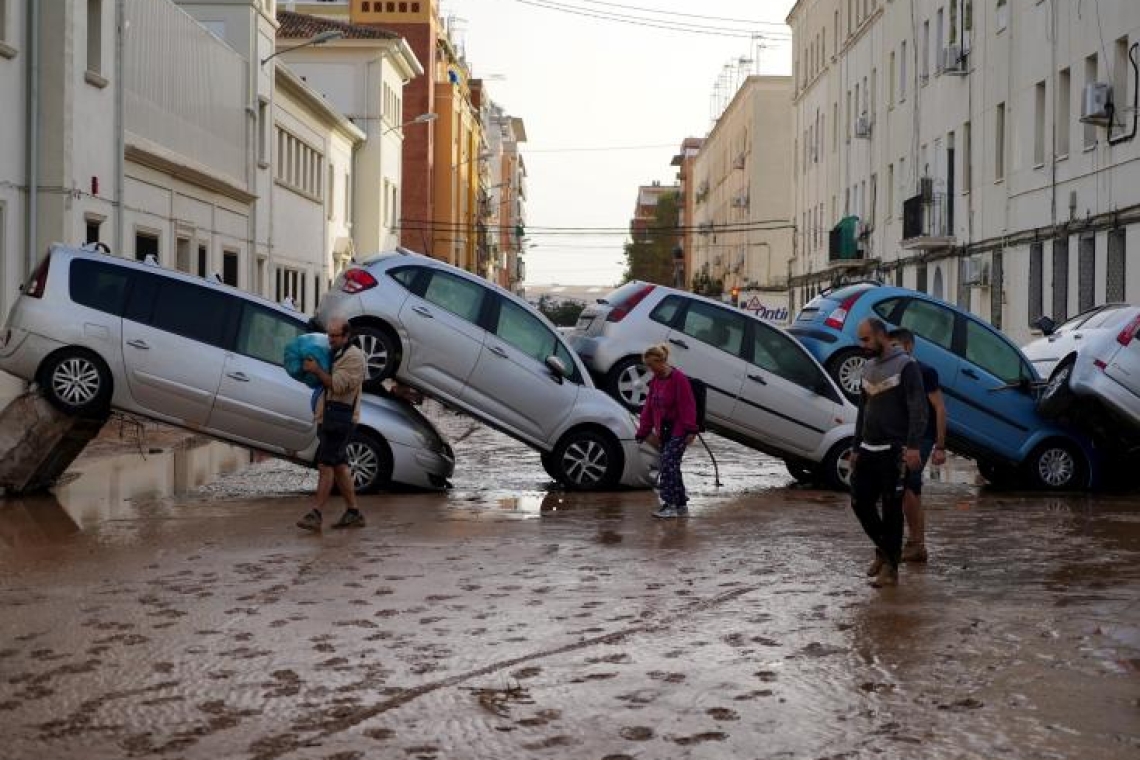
0, 244, 455, 493
565, 281, 857, 489
1024, 303, 1140, 430
314, 249, 656, 491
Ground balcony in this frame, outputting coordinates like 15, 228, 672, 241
901, 193, 955, 250
828, 216, 863, 262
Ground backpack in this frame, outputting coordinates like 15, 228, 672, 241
688, 376, 708, 433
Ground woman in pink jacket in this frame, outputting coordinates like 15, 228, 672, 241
635, 343, 698, 518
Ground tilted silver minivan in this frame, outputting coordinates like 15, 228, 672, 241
0, 244, 455, 492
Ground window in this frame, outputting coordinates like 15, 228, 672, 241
649, 295, 684, 327
276, 266, 303, 310
86, 0, 103, 76
922, 20, 930, 80
870, 68, 877, 120
85, 218, 102, 245
150, 279, 232, 347
898, 299, 955, 348
1034, 80, 1046, 166
274, 127, 325, 198
1113, 37, 1130, 140
235, 305, 305, 366
936, 9, 945, 64
995, 102, 1005, 181
197, 244, 208, 277
679, 301, 747, 358
223, 250, 239, 286
869, 173, 877, 224
1107, 228, 1126, 302
1057, 68, 1071, 158
135, 231, 159, 262
69, 260, 129, 316
964, 320, 1022, 383
1084, 54, 1098, 149
887, 163, 895, 216
493, 298, 559, 365
328, 165, 336, 221
1078, 232, 1095, 312
1052, 237, 1069, 321
257, 100, 268, 165
889, 51, 896, 106
423, 271, 484, 322
900, 40, 908, 100
176, 237, 191, 273
1029, 242, 1044, 325
996, 0, 1008, 33
991, 250, 1003, 330
963, 120, 972, 190
750, 322, 829, 394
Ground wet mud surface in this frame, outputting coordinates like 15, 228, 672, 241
1, 404, 1138, 759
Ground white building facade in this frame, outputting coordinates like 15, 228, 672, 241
789, 0, 1140, 346
691, 75, 795, 297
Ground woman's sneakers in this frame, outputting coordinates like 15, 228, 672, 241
332, 508, 366, 529
652, 504, 689, 518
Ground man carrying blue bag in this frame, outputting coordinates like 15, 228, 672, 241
288, 317, 367, 531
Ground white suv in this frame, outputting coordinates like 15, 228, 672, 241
0, 244, 455, 493
314, 249, 656, 491
566, 282, 857, 489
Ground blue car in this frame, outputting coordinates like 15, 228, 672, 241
788, 283, 1098, 491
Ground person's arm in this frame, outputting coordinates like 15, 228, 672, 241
928, 387, 948, 464
635, 379, 654, 441
902, 361, 928, 449
675, 372, 698, 439
853, 392, 865, 450
329, 349, 366, 396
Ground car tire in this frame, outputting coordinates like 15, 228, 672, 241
550, 429, 622, 491
605, 356, 651, 412
352, 324, 400, 390
977, 460, 1018, 488
821, 438, 855, 491
827, 349, 866, 402
785, 461, 816, 483
38, 348, 113, 417
345, 428, 394, 494
1037, 359, 1076, 419
1023, 439, 1086, 491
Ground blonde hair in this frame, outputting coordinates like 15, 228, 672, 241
642, 343, 669, 363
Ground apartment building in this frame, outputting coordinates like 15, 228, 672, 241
788, 0, 1140, 345
670, 137, 704, 289
691, 76, 795, 298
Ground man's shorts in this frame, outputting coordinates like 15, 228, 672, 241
316, 422, 355, 467
903, 440, 935, 494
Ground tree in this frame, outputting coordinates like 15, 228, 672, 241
536, 295, 586, 326
621, 191, 679, 285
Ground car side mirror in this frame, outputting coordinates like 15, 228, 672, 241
1033, 315, 1056, 336
545, 355, 567, 383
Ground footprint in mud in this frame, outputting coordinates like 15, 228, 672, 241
647, 671, 686, 683
793, 642, 846, 658
324, 752, 365, 760
521, 735, 576, 750
363, 727, 395, 741
618, 726, 654, 741
512, 666, 542, 679
751, 636, 780, 647
570, 672, 618, 683
722, 633, 747, 648
153, 662, 175, 674
516, 709, 562, 727
706, 707, 739, 721
401, 744, 440, 758
754, 670, 779, 682
859, 681, 895, 694
586, 653, 632, 665
601, 755, 635, 760
733, 689, 774, 700
672, 732, 728, 746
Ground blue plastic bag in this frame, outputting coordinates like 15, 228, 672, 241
284, 333, 331, 388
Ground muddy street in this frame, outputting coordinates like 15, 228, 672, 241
0, 407, 1138, 760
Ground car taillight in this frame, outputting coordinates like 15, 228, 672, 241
605, 284, 656, 323
24, 255, 51, 298
824, 292, 865, 330
1116, 314, 1140, 346
341, 268, 377, 294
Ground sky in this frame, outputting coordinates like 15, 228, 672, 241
448, 0, 797, 288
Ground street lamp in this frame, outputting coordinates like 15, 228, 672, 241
382, 112, 437, 135
260, 29, 345, 66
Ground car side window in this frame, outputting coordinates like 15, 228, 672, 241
493, 298, 582, 383
422, 271, 484, 323
964, 320, 1023, 383
679, 301, 747, 357
388, 265, 420, 291
750, 322, 830, 393
149, 279, 233, 348
898, 300, 955, 349
235, 305, 306, 366
69, 259, 130, 316
649, 295, 684, 327
872, 297, 902, 321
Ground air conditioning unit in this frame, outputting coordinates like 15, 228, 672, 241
942, 45, 967, 75
1080, 82, 1113, 126
854, 116, 872, 138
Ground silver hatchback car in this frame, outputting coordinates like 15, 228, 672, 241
566, 282, 857, 489
0, 244, 455, 493
314, 249, 657, 491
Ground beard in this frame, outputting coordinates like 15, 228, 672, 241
860, 345, 878, 358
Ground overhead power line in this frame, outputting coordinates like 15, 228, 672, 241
576, 0, 791, 28
522, 142, 678, 153
506, 0, 789, 39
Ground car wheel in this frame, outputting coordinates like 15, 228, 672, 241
977, 460, 1018, 488
785, 461, 816, 483
550, 429, 622, 491
1023, 439, 1086, 491
39, 348, 113, 417
821, 438, 855, 491
345, 429, 394, 494
1037, 359, 1076, 419
827, 349, 866, 402
605, 356, 651, 412
352, 324, 399, 389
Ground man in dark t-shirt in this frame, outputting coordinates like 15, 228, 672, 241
889, 328, 948, 564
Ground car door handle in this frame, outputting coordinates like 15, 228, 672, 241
962, 368, 979, 380
226, 371, 250, 382
412, 305, 434, 318
747, 373, 768, 385
488, 345, 508, 358
668, 337, 689, 349
127, 339, 150, 350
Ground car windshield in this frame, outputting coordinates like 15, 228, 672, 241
1052, 304, 1124, 332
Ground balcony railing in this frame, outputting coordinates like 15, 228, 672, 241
901, 193, 955, 250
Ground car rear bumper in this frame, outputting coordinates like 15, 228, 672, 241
1071, 360, 1140, 430
0, 329, 60, 382
618, 439, 658, 488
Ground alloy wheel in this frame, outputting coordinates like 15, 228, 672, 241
354, 332, 391, 381
836, 354, 866, 397
346, 440, 380, 490
559, 437, 611, 487
616, 363, 651, 409
51, 357, 102, 406
1036, 446, 1076, 488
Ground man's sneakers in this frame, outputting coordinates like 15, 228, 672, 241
870, 564, 899, 588
296, 509, 322, 532
652, 504, 689, 519
332, 508, 366, 529
296, 508, 365, 531
901, 542, 929, 563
